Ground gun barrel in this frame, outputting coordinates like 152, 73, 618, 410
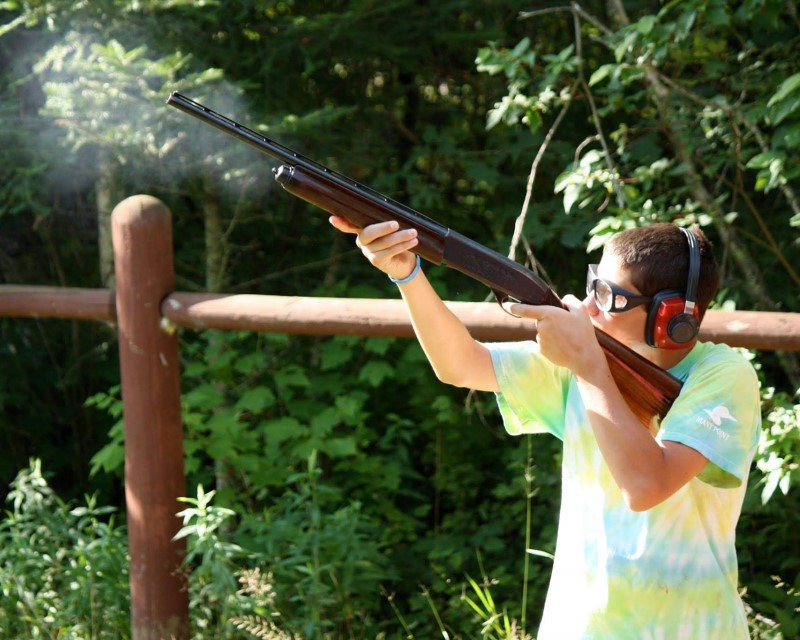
166, 92, 299, 165
166, 92, 449, 244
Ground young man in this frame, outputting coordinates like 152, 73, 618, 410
329, 216, 761, 639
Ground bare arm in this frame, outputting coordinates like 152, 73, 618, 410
329, 216, 498, 392
510, 296, 708, 511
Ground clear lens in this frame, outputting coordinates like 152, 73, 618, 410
595, 279, 612, 311
586, 264, 599, 298
586, 263, 649, 313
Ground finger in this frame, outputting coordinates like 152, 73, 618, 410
328, 215, 361, 234
358, 220, 405, 245
504, 302, 558, 321
362, 239, 420, 267
359, 227, 418, 254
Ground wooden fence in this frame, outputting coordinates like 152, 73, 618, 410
1, 194, 799, 638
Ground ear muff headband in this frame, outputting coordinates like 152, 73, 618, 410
681, 227, 700, 312
644, 227, 701, 349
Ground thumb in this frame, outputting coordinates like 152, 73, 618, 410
560, 294, 586, 311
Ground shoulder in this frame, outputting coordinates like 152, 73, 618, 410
679, 341, 758, 387
674, 341, 761, 421
662, 341, 761, 487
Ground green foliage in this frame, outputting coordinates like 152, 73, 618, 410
235, 451, 391, 638
0, 459, 130, 639
34, 32, 223, 162
175, 484, 250, 637
756, 388, 800, 504
461, 572, 533, 640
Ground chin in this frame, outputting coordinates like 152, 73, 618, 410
596, 324, 649, 355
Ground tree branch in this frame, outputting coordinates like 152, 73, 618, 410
507, 81, 577, 263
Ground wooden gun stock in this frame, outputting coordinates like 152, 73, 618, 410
167, 92, 683, 431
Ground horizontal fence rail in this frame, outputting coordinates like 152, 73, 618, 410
1, 285, 799, 350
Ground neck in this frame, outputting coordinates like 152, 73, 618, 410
636, 343, 694, 370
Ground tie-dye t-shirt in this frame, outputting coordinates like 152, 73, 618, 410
486, 340, 761, 640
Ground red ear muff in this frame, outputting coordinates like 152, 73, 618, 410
645, 292, 700, 349
644, 227, 701, 350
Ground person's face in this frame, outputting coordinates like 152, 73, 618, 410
585, 253, 650, 350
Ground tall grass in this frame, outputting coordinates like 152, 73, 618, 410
0, 458, 791, 639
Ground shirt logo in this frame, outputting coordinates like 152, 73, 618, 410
704, 406, 737, 426
697, 405, 736, 440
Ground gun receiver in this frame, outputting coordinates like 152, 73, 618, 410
167, 91, 682, 430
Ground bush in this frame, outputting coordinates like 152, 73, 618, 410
0, 459, 130, 639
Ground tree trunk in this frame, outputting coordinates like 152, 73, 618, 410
201, 186, 235, 499
97, 155, 120, 288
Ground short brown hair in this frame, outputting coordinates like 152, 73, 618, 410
604, 223, 719, 319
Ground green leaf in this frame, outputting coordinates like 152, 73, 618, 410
184, 383, 225, 412
311, 407, 339, 437
527, 548, 555, 560
775, 121, 800, 148
510, 37, 531, 58
636, 15, 656, 34
233, 352, 267, 375
769, 97, 800, 126
262, 417, 301, 446
485, 105, 505, 130
562, 183, 582, 214
234, 387, 275, 413
525, 108, 543, 133
358, 360, 394, 387
320, 339, 355, 370
705, 6, 730, 26
745, 151, 784, 169
776, 609, 799, 637
673, 10, 696, 40
335, 392, 367, 421
768, 73, 800, 107
364, 337, 393, 355
207, 437, 235, 460
322, 437, 357, 458
614, 31, 638, 63
89, 439, 125, 476
475, 45, 504, 76
274, 365, 310, 388
588, 64, 615, 87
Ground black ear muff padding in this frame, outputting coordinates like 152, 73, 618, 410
667, 312, 700, 344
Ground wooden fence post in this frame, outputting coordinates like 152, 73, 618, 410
112, 195, 189, 639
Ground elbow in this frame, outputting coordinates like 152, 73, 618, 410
624, 493, 657, 512
426, 342, 496, 391
621, 483, 665, 512
432, 366, 469, 388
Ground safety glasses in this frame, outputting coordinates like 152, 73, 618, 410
586, 264, 652, 313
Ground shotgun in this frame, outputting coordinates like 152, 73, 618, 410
166, 91, 682, 430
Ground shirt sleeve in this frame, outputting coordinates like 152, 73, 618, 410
484, 341, 572, 440
659, 345, 761, 488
